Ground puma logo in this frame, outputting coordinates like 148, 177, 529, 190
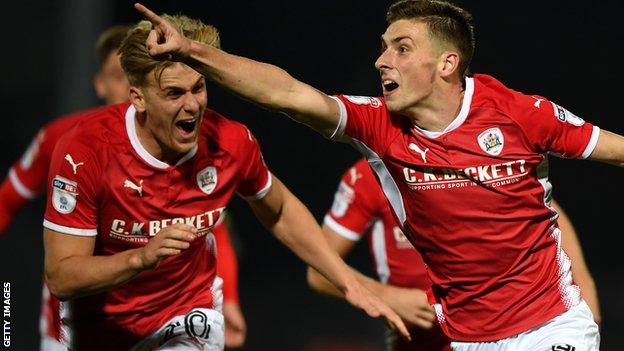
124, 179, 144, 197
349, 167, 363, 185
531, 96, 546, 108
408, 143, 429, 163
64, 154, 84, 175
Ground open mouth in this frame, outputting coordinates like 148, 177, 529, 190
383, 79, 399, 93
175, 118, 198, 136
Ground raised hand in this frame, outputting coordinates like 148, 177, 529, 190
134, 3, 192, 60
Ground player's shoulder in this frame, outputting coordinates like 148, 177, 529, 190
342, 158, 377, 188
471, 74, 548, 117
200, 108, 259, 153
55, 103, 129, 154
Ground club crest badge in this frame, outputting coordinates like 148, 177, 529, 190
197, 166, 218, 194
52, 176, 78, 214
477, 127, 504, 156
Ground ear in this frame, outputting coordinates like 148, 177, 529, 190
438, 51, 460, 78
93, 72, 106, 100
129, 86, 146, 113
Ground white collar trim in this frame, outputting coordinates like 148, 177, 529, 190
413, 76, 474, 139
125, 105, 198, 169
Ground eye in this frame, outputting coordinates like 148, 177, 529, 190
166, 89, 183, 99
398, 45, 409, 53
192, 82, 205, 94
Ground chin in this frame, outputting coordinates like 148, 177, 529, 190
385, 100, 401, 113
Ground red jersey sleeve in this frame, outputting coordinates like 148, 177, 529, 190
330, 95, 398, 157
213, 219, 240, 304
509, 94, 599, 158
324, 159, 384, 241
43, 131, 101, 236
235, 127, 271, 200
9, 127, 52, 200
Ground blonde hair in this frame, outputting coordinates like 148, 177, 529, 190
96, 25, 131, 69
119, 14, 220, 87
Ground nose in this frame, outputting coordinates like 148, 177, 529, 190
182, 92, 201, 114
375, 49, 391, 72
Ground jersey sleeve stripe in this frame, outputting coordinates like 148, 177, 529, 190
328, 96, 347, 140
580, 125, 601, 159
43, 219, 98, 236
323, 215, 362, 241
9, 168, 37, 199
350, 139, 407, 225
240, 170, 273, 201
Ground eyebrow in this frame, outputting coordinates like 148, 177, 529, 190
381, 35, 414, 45
161, 76, 205, 90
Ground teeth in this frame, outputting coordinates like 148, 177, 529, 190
383, 79, 395, 86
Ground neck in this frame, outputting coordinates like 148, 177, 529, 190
134, 112, 183, 166
406, 79, 466, 133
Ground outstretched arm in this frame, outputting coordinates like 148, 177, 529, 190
134, 3, 341, 137
588, 129, 624, 167
248, 174, 410, 340
553, 199, 601, 324
307, 224, 435, 329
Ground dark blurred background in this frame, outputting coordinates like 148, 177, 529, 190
1, 1, 622, 350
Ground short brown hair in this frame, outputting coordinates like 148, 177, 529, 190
96, 25, 132, 69
387, 0, 475, 77
119, 15, 220, 87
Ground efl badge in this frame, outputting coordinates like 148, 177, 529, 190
552, 103, 585, 126
344, 95, 382, 108
197, 166, 218, 194
331, 181, 355, 218
478, 127, 504, 156
52, 176, 78, 214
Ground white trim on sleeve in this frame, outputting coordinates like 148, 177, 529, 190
240, 170, 273, 201
580, 126, 601, 159
43, 219, 98, 236
328, 96, 348, 140
8, 167, 37, 200
323, 215, 362, 241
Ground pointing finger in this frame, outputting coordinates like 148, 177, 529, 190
134, 3, 162, 25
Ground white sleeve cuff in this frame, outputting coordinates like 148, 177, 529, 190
43, 219, 98, 236
239, 170, 273, 201
328, 96, 348, 140
323, 215, 362, 241
580, 126, 601, 159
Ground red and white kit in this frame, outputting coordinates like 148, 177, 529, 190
331, 74, 600, 341
43, 103, 270, 349
326, 158, 450, 350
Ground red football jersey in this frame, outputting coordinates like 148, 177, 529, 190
326, 158, 450, 351
43, 103, 271, 349
331, 74, 599, 341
